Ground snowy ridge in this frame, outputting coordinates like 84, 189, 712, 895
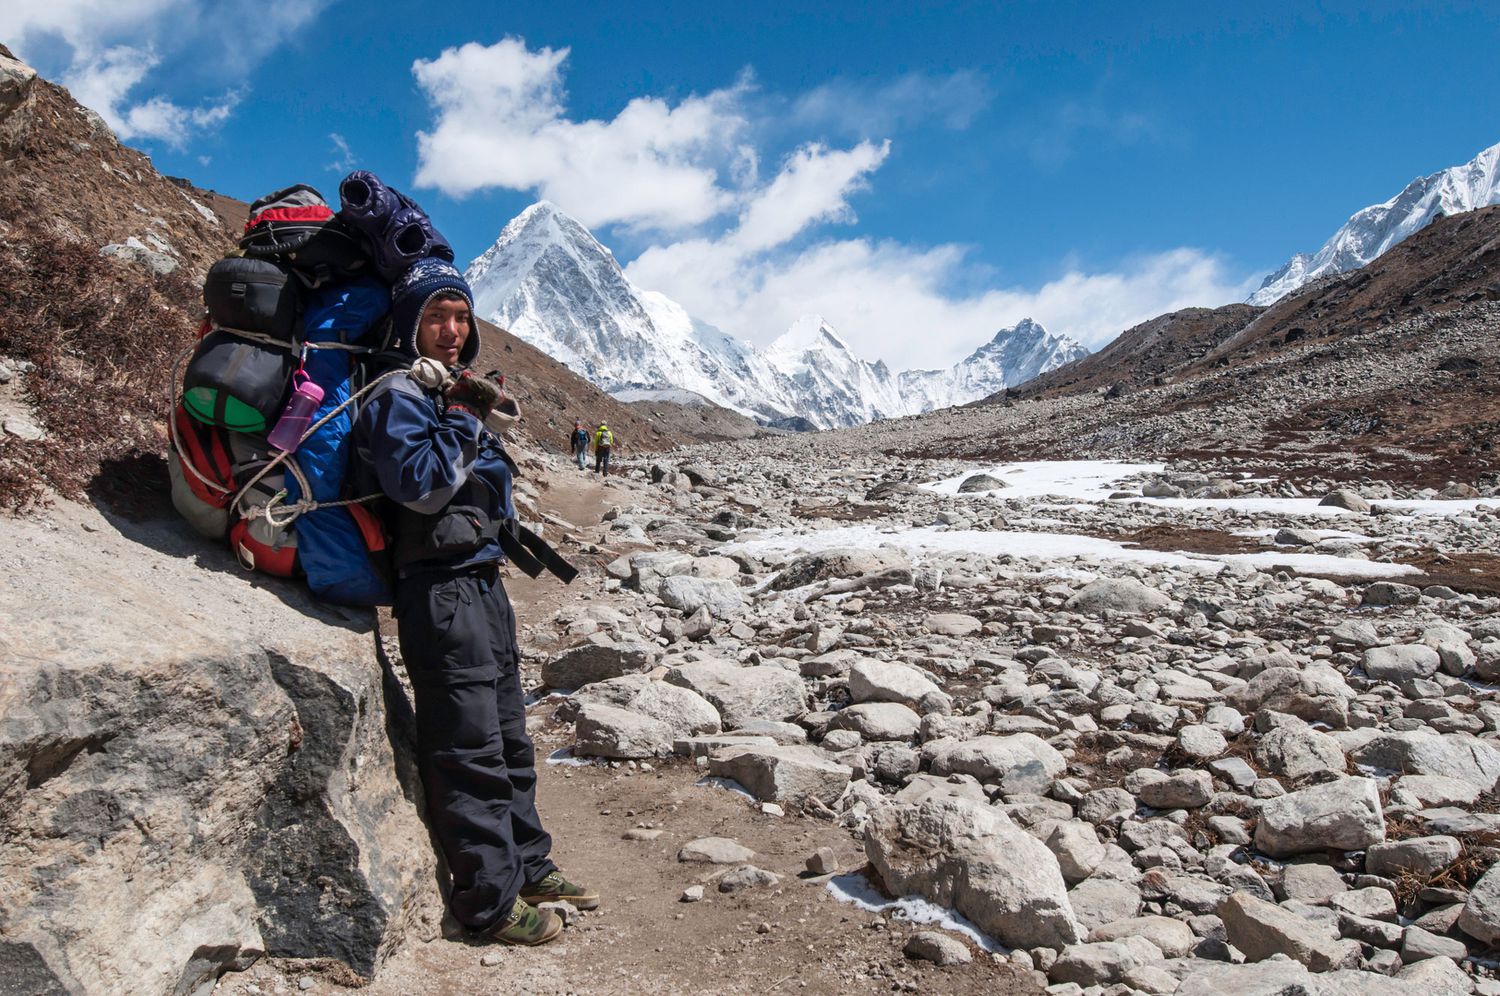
1249, 140, 1500, 306
466, 202, 1088, 429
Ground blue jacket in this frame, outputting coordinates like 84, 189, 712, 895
354, 374, 515, 577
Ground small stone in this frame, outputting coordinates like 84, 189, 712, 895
678, 837, 755, 864
806, 847, 839, 876
539, 900, 580, 925
904, 930, 973, 965
1401, 925, 1469, 962
298, 978, 315, 992
761, 803, 785, 817
623, 828, 664, 841
480, 952, 504, 966
718, 865, 780, 893
681, 885, 705, 903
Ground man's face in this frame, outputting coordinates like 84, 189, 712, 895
416, 297, 471, 366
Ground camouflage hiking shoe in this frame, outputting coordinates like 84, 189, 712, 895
483, 897, 563, 946
520, 871, 600, 911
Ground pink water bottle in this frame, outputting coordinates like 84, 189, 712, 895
267, 371, 324, 452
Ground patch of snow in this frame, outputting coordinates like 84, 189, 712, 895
544, 747, 594, 767
1124, 496, 1490, 517
695, 776, 756, 801
730, 524, 1420, 579
922, 460, 1164, 501
826, 872, 1003, 952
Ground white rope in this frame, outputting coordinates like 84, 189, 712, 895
168, 341, 415, 532
227, 367, 408, 527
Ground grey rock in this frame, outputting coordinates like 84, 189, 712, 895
1091, 915, 1196, 958
1349, 731, 1500, 794
848, 659, 951, 712
678, 837, 756, 864
665, 661, 806, 729
1321, 490, 1371, 513
1396, 955, 1475, 991
1363, 645, 1442, 682
1045, 821, 1106, 885
1254, 777, 1386, 857
1362, 581, 1422, 607
1458, 864, 1500, 944
707, 744, 850, 804
1049, 936, 1164, 987
718, 865, 780, 893
1255, 725, 1348, 781
1219, 891, 1360, 971
806, 847, 839, 876
903, 930, 973, 965
542, 641, 656, 689
865, 796, 1084, 949
1138, 770, 1213, 810
924, 734, 1067, 795
657, 575, 744, 619
1068, 878, 1144, 932
957, 473, 1008, 493
1065, 577, 1175, 617
573, 674, 721, 736
827, 702, 920, 741
1401, 925, 1470, 962
1366, 837, 1462, 879
574, 703, 674, 759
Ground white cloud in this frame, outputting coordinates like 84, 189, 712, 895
413, 36, 1249, 369
628, 237, 1251, 372
327, 132, 356, 174
2, 0, 323, 146
790, 70, 993, 134
730, 140, 889, 252
412, 38, 749, 231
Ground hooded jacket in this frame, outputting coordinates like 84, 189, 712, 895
353, 260, 516, 576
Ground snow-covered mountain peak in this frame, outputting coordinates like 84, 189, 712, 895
465, 205, 1090, 429
1250, 139, 1500, 305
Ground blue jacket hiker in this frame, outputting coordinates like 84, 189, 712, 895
352, 258, 596, 947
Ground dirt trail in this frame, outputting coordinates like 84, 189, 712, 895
217, 463, 1041, 995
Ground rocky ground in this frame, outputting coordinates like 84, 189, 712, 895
213, 432, 1500, 995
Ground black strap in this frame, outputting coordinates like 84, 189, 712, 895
497, 519, 578, 583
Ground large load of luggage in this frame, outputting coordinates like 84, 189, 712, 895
167, 172, 460, 606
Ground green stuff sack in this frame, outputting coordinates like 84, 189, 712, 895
182, 328, 295, 433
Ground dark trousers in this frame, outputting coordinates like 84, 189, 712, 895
595, 446, 611, 475
395, 568, 556, 931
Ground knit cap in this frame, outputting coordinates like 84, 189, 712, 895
389, 258, 480, 363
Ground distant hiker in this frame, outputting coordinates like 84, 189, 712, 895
569, 421, 589, 470
352, 259, 594, 947
593, 423, 614, 476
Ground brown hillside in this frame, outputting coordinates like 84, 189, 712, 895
0, 45, 692, 510
1193, 205, 1500, 371
1011, 303, 1261, 399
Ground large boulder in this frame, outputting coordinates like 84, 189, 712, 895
573, 703, 674, 759
1458, 864, 1500, 945
1219, 891, 1360, 972
707, 745, 850, 805
572, 675, 721, 736
924, 734, 1067, 795
847, 659, 950, 712
1064, 577, 1175, 617
0, 503, 433, 994
771, 547, 910, 590
541, 641, 656, 689
865, 796, 1084, 950
1254, 777, 1385, 857
656, 575, 744, 619
1254, 725, 1348, 781
1346, 731, 1500, 794
1229, 665, 1356, 728
827, 702, 920, 741
1362, 645, 1441, 683
665, 661, 806, 729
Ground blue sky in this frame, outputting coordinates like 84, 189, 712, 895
7, 1, 1500, 368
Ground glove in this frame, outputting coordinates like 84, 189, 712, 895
444, 370, 500, 421
409, 356, 450, 390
